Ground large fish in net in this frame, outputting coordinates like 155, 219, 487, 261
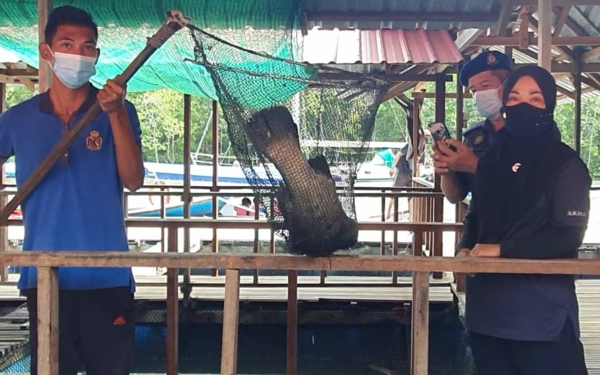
246, 106, 358, 256
186, 26, 390, 256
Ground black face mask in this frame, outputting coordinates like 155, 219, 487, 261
503, 102, 556, 139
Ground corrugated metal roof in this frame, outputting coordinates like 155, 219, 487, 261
302, 28, 464, 64
305, 0, 504, 30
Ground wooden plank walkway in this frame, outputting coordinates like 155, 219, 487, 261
0, 274, 455, 303
452, 279, 600, 375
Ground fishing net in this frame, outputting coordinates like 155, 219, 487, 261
186, 27, 391, 256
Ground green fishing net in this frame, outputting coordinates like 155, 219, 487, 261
0, 0, 304, 99
187, 27, 391, 255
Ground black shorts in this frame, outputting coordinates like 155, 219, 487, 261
24, 287, 135, 375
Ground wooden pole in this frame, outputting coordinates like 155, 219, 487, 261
410, 271, 430, 375
538, 0, 552, 70
37, 266, 59, 375
211, 100, 219, 276
574, 52, 582, 155
455, 65, 464, 244
221, 269, 241, 375
38, 0, 53, 93
0, 83, 7, 282
287, 270, 298, 375
433, 80, 445, 278
182, 94, 192, 302
166, 226, 179, 375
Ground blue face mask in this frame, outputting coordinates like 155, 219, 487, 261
48, 49, 97, 89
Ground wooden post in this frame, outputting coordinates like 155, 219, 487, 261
221, 269, 241, 375
410, 271, 430, 375
287, 270, 298, 375
211, 100, 219, 276
574, 53, 582, 155
454, 65, 464, 245
38, 0, 53, 93
166, 226, 179, 375
0, 83, 8, 282
380, 190, 386, 256
537, 0, 552, 70
412, 98, 420, 179
412, 229, 423, 257
433, 80, 445, 278
182, 94, 192, 302
37, 266, 59, 375
253, 197, 260, 284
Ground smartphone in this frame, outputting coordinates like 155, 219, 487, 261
427, 122, 457, 151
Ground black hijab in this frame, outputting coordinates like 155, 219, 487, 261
475, 66, 577, 243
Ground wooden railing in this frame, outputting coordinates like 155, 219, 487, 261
2, 220, 600, 375
0, 184, 452, 290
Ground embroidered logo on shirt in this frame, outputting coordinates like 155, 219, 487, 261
474, 134, 484, 145
567, 211, 587, 217
86, 130, 103, 151
113, 316, 126, 325
511, 163, 521, 173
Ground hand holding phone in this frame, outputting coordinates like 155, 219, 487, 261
428, 122, 457, 152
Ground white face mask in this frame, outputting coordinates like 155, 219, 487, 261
47, 48, 97, 89
473, 86, 503, 120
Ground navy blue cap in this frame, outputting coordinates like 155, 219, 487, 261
459, 51, 512, 87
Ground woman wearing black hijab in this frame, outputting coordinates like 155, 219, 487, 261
464, 66, 591, 375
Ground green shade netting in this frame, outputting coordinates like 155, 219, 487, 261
0, 0, 304, 99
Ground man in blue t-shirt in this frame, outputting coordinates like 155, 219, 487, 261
0, 6, 144, 374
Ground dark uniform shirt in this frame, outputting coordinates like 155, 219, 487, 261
455, 119, 498, 251
465, 158, 590, 341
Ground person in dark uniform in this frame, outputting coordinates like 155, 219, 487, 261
467, 66, 590, 374
433, 51, 512, 283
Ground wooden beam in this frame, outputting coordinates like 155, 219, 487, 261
211, 100, 219, 276
433, 81, 445, 279
528, 16, 575, 62
0, 69, 38, 77
182, 94, 192, 303
37, 266, 58, 375
410, 271, 430, 375
494, 0, 514, 36
221, 269, 241, 375
471, 36, 600, 46
412, 92, 473, 99
582, 74, 600, 91
306, 11, 499, 23
574, 53, 582, 155
320, 73, 453, 83
0, 83, 6, 282
287, 270, 298, 375
38, 0, 53, 93
20, 77, 36, 93
166, 227, 179, 375
519, 10, 531, 49
455, 29, 485, 51
583, 47, 600, 62
557, 83, 576, 99
5, 251, 600, 275
553, 6, 571, 36
558, 7, 591, 37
